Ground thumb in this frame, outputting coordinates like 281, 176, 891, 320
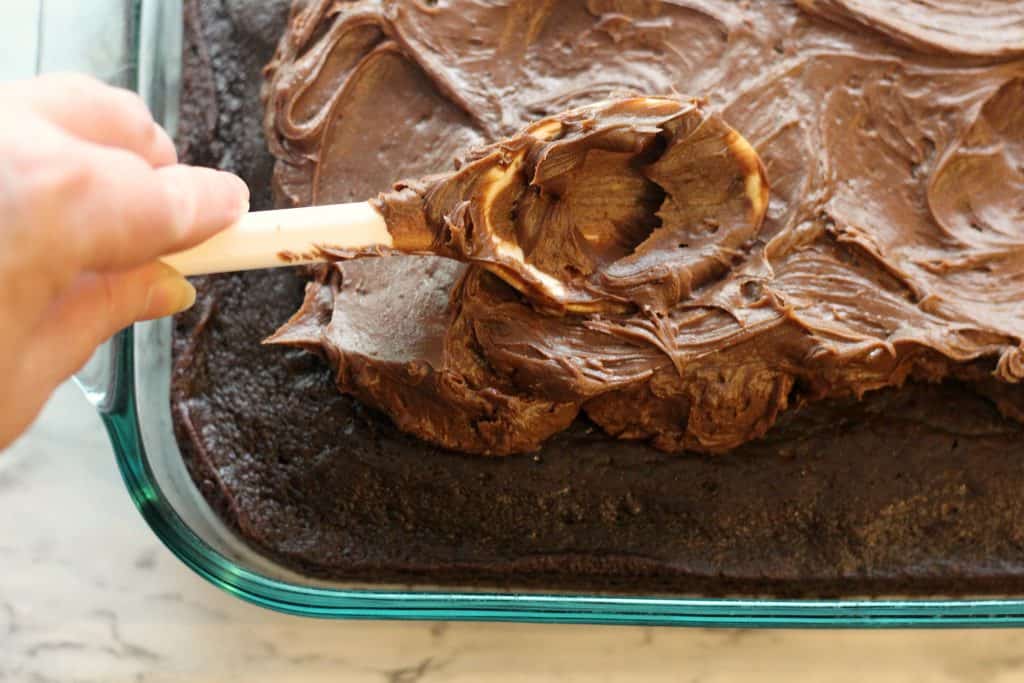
23, 262, 196, 391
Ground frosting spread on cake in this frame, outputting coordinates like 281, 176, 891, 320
263, 0, 1024, 454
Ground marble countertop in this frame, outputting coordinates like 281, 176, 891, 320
0, 383, 1022, 682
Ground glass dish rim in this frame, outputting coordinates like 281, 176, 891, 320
87, 0, 1024, 627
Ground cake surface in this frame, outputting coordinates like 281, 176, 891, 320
173, 0, 1024, 594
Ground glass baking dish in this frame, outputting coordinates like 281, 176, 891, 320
59, 0, 1024, 626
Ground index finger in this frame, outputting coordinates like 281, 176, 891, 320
38, 140, 249, 272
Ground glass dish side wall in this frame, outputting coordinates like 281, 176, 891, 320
62, 0, 1024, 626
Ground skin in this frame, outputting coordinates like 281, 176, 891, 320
0, 73, 248, 449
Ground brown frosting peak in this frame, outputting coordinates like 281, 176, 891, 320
264, 0, 1024, 455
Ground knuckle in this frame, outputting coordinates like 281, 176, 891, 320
0, 124, 91, 209
113, 88, 156, 132
115, 91, 167, 160
0, 140, 89, 263
118, 88, 152, 118
24, 154, 95, 254
28, 147, 95, 201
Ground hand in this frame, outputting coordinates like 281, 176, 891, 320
0, 73, 249, 449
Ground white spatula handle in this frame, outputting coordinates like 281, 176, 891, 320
161, 202, 393, 276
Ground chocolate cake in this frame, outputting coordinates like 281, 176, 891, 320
172, 0, 1024, 595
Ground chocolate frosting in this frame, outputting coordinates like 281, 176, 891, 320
366, 96, 768, 313
264, 0, 1024, 455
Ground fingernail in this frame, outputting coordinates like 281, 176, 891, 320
144, 264, 197, 319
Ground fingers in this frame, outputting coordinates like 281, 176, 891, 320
46, 140, 249, 272
156, 164, 253, 254
13, 73, 177, 167
0, 74, 244, 449
0, 108, 245, 339
0, 75, 248, 273
22, 262, 196, 393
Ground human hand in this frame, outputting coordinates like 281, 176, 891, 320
0, 73, 249, 449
